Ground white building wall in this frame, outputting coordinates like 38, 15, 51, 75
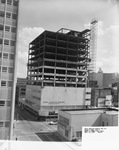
0, 0, 19, 140
25, 85, 86, 116
57, 110, 71, 140
58, 110, 102, 141
41, 86, 85, 106
71, 113, 101, 132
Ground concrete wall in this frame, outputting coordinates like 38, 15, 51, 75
71, 113, 102, 131
58, 110, 71, 140
25, 85, 41, 111
41, 86, 85, 106
101, 114, 118, 126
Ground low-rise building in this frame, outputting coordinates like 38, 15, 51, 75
91, 87, 112, 107
112, 82, 119, 107
57, 108, 118, 141
22, 85, 91, 120
89, 68, 119, 88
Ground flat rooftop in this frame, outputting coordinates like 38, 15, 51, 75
105, 111, 118, 115
61, 107, 119, 115
65, 109, 103, 115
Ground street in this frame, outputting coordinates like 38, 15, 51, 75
13, 105, 65, 141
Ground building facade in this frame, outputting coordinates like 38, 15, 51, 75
0, 0, 19, 140
89, 68, 119, 88
23, 28, 91, 119
57, 108, 118, 141
15, 78, 27, 105
91, 87, 112, 107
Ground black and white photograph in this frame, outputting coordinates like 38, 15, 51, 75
0, 0, 119, 149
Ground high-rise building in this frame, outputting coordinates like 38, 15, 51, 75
89, 19, 98, 81
0, 0, 19, 140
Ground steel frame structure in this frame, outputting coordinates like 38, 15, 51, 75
27, 28, 90, 88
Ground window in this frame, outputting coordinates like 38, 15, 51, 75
3, 53, 8, 59
12, 13, 17, 20
5, 121, 10, 127
0, 122, 4, 127
11, 27, 16, 33
1, 0, 6, 4
8, 67, 14, 73
10, 40, 15, 46
9, 53, 14, 59
0, 24, 4, 31
102, 122, 105, 126
13, 0, 18, 6
7, 0, 12, 5
0, 52, 2, 58
8, 81, 13, 87
0, 101, 5, 106
5, 26, 10, 32
65, 130, 68, 137
6, 101, 11, 106
0, 38, 3, 44
2, 67, 7, 73
1, 80, 7, 86
0, 11, 5, 17
6, 12, 11, 18
4, 39, 9, 45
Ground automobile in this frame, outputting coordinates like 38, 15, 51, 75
49, 121, 58, 125
72, 137, 78, 141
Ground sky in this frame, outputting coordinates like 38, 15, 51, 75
17, 0, 119, 78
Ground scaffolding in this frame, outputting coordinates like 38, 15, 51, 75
27, 28, 90, 88
89, 19, 98, 81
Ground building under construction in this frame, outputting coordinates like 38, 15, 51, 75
27, 28, 90, 87
21, 28, 91, 120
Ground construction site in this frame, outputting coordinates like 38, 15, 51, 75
27, 28, 90, 87
19, 25, 98, 120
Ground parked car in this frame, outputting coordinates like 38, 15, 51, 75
49, 121, 58, 125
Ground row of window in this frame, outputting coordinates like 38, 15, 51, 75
0, 100, 11, 106
0, 66, 14, 73
0, 80, 13, 87
0, 121, 10, 127
0, 24, 16, 33
0, 38, 15, 46
0, 10, 17, 20
0, 0, 18, 6
0, 52, 14, 59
